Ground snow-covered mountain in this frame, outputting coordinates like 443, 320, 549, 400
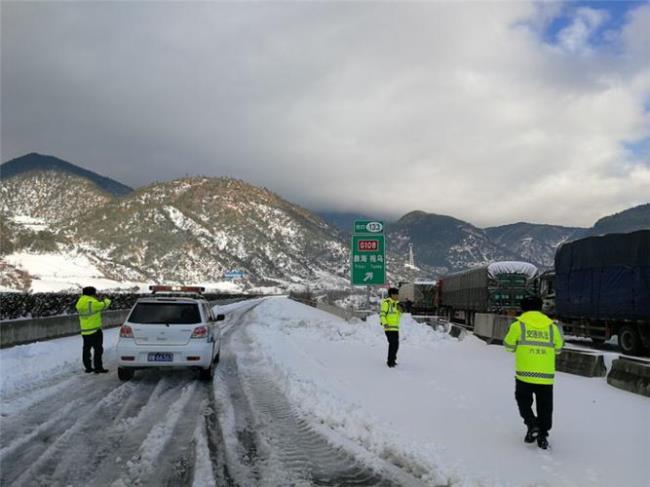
1, 170, 112, 229
387, 211, 521, 274
2, 153, 647, 292
586, 203, 650, 236
0, 171, 355, 291
60, 176, 353, 287
484, 223, 584, 268
1, 153, 133, 196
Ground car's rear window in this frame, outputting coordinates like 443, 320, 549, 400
128, 303, 201, 324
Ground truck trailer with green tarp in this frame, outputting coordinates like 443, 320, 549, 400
439, 261, 539, 328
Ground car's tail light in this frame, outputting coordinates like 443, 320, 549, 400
120, 325, 134, 338
191, 326, 208, 338
187, 356, 201, 361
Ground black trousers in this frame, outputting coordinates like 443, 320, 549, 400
82, 329, 104, 371
385, 331, 399, 365
515, 379, 553, 435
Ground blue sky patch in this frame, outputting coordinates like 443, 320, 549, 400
624, 137, 650, 161
542, 1, 648, 49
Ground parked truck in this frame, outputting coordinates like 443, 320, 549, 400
398, 281, 437, 315
551, 230, 650, 355
438, 261, 539, 328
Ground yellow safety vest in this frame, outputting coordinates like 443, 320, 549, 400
504, 311, 563, 385
76, 295, 111, 336
380, 298, 402, 331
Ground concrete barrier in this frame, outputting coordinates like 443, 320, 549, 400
474, 313, 513, 344
607, 357, 650, 398
556, 348, 607, 378
0, 310, 131, 348
410, 316, 467, 340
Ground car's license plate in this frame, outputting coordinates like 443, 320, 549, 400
148, 352, 173, 362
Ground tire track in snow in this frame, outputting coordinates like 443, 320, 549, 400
72, 372, 207, 487
215, 306, 428, 487
0, 369, 213, 487
114, 380, 198, 485
9, 379, 135, 486
0, 375, 132, 485
0, 370, 114, 439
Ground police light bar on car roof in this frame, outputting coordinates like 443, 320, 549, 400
149, 285, 205, 294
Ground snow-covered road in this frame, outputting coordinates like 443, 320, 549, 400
0, 299, 426, 486
1, 297, 648, 486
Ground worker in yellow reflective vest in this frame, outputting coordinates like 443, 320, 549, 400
504, 296, 563, 449
380, 287, 402, 368
76, 286, 111, 374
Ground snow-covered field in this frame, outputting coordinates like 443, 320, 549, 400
1, 298, 647, 486
4, 252, 146, 292
2, 251, 246, 293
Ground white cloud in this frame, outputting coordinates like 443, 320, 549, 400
2, 1, 649, 227
556, 7, 609, 54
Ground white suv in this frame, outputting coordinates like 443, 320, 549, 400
116, 292, 224, 381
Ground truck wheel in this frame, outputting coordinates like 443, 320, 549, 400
118, 367, 134, 381
618, 325, 641, 355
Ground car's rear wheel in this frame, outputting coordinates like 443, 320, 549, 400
199, 361, 214, 381
118, 367, 134, 381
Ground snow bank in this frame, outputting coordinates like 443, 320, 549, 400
243, 298, 649, 487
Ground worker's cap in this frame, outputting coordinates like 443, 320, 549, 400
387, 287, 399, 296
82, 286, 97, 296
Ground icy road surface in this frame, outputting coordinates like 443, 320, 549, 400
1, 297, 648, 486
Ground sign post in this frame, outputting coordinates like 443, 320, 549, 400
351, 221, 386, 287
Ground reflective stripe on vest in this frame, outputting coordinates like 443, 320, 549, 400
79, 301, 94, 316
79, 301, 95, 317
82, 325, 102, 332
518, 321, 554, 347
516, 371, 555, 379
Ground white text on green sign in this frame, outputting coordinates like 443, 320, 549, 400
353, 220, 384, 234
351, 235, 385, 285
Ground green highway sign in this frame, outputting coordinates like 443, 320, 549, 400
351, 234, 386, 286
353, 220, 384, 234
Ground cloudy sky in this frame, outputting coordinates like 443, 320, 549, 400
2, 1, 649, 227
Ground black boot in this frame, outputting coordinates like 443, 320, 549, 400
524, 425, 539, 443
537, 433, 549, 450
